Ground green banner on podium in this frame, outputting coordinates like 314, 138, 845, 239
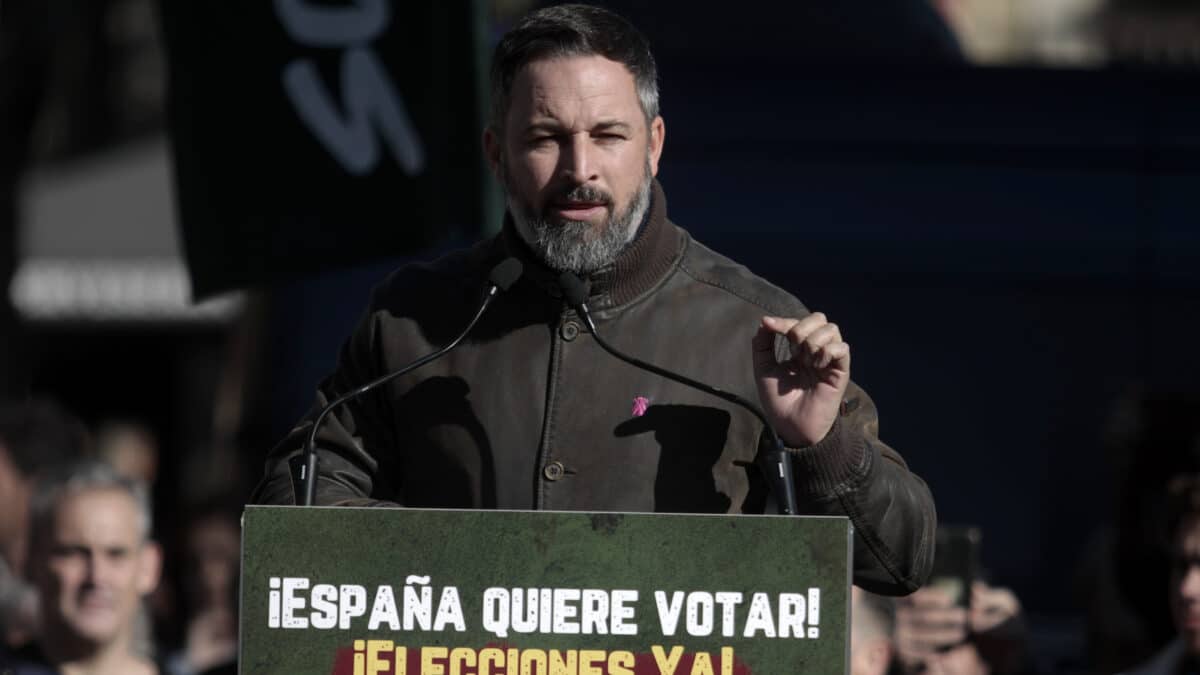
240, 506, 852, 674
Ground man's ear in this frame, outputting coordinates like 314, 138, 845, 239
483, 127, 503, 182
136, 541, 163, 595
648, 115, 665, 177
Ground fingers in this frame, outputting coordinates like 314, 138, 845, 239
750, 325, 781, 375
895, 588, 970, 656
971, 582, 1020, 614
803, 323, 842, 369
762, 313, 818, 344
760, 313, 850, 371
896, 604, 970, 649
969, 582, 1021, 632
904, 587, 957, 609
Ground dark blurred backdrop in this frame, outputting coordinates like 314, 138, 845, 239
2, 1, 1198, 672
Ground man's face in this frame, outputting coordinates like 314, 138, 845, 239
33, 488, 160, 648
484, 54, 665, 273
1171, 514, 1200, 655
187, 515, 240, 604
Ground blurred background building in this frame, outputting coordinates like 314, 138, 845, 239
944, 0, 1200, 68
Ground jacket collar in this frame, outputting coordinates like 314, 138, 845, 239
499, 179, 681, 310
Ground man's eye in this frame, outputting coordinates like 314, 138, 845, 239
594, 133, 625, 142
1172, 555, 1200, 573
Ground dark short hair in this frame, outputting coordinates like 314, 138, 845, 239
1167, 474, 1200, 546
0, 400, 89, 479
488, 3, 660, 132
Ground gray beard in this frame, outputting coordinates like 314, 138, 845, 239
506, 170, 652, 275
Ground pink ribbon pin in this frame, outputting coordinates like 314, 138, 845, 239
631, 396, 650, 418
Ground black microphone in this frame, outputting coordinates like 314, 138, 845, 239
298, 257, 524, 506
557, 271, 799, 515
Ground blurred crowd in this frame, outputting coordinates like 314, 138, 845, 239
847, 392, 1200, 675
849, 471, 1200, 675
0, 400, 240, 675
1, 394, 1200, 674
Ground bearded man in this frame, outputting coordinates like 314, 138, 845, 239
253, 3, 935, 596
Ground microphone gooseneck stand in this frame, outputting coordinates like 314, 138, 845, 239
299, 257, 524, 506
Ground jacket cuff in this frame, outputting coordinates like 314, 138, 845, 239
785, 418, 870, 499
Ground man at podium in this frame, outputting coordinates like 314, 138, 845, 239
253, 3, 935, 597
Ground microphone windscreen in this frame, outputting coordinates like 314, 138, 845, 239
558, 271, 590, 307
489, 257, 524, 291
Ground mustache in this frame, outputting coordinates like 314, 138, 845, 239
551, 184, 613, 207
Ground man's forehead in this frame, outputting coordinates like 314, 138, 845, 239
508, 55, 641, 121
52, 488, 143, 539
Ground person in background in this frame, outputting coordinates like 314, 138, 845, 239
1121, 474, 1200, 674
1, 460, 163, 675
893, 581, 1034, 674
1078, 392, 1200, 673
851, 585, 896, 675
0, 400, 90, 649
95, 421, 159, 487
164, 501, 240, 675
95, 421, 164, 661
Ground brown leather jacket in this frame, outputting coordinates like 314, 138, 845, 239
253, 181, 936, 595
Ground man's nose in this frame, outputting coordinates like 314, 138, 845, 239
560, 133, 597, 183
80, 552, 99, 586
1181, 566, 1200, 600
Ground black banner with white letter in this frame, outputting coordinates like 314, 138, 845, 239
160, 1, 486, 299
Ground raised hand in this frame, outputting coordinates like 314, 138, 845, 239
751, 313, 850, 447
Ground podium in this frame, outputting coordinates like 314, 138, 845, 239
240, 506, 852, 674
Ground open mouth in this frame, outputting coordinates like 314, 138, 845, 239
550, 201, 608, 220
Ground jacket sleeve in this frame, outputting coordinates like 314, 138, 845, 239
250, 302, 402, 508
785, 380, 937, 596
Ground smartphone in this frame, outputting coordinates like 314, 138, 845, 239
929, 525, 981, 608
